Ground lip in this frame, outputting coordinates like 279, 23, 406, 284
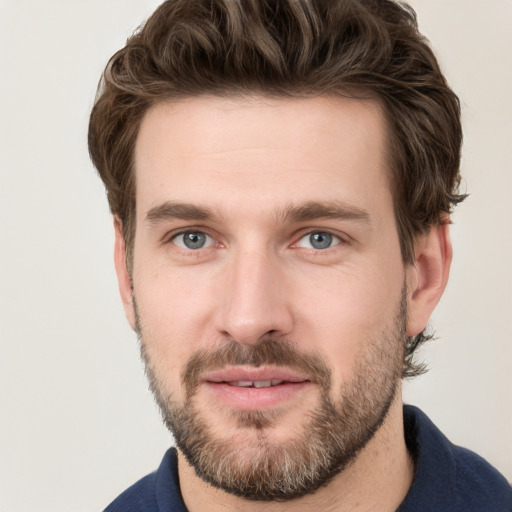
201, 366, 311, 410
203, 366, 310, 384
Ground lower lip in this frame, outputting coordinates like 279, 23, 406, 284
203, 381, 310, 410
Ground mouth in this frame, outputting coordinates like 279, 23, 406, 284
223, 379, 291, 388
200, 367, 311, 410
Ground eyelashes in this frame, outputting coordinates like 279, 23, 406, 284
167, 229, 346, 254
294, 232, 342, 250
172, 231, 215, 250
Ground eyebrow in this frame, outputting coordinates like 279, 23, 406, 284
145, 201, 217, 224
145, 200, 371, 226
280, 201, 371, 225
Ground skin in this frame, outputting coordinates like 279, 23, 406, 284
114, 95, 452, 511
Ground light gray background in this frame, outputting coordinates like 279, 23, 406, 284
1, 1, 511, 510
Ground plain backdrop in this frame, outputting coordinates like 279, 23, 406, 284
1, 1, 511, 510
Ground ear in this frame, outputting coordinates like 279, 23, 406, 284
113, 217, 136, 330
405, 223, 452, 336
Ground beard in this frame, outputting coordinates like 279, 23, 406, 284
135, 288, 407, 502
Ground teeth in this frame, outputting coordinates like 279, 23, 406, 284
253, 380, 272, 388
232, 381, 253, 387
228, 380, 285, 388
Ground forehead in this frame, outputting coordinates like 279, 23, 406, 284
134, 95, 391, 222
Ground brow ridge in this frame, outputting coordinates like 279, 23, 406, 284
281, 201, 371, 224
145, 200, 371, 226
145, 201, 216, 224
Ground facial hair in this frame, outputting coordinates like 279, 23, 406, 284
135, 287, 407, 501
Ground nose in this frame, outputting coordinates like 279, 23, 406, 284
213, 247, 294, 346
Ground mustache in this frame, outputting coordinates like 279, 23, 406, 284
182, 339, 332, 400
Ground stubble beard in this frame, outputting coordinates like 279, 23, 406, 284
135, 290, 407, 502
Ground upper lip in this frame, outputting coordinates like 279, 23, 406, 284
202, 366, 310, 384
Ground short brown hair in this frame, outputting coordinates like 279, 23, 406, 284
88, 0, 466, 377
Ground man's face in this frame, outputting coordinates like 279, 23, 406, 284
124, 95, 411, 499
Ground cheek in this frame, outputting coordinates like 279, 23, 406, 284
133, 267, 218, 393
292, 263, 404, 380
135, 258, 217, 331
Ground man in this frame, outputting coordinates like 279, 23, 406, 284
88, 0, 511, 510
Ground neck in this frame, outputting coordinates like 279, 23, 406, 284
178, 391, 414, 512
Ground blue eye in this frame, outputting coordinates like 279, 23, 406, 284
297, 232, 340, 250
173, 231, 213, 250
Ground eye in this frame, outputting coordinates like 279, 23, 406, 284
172, 231, 214, 250
296, 231, 341, 250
